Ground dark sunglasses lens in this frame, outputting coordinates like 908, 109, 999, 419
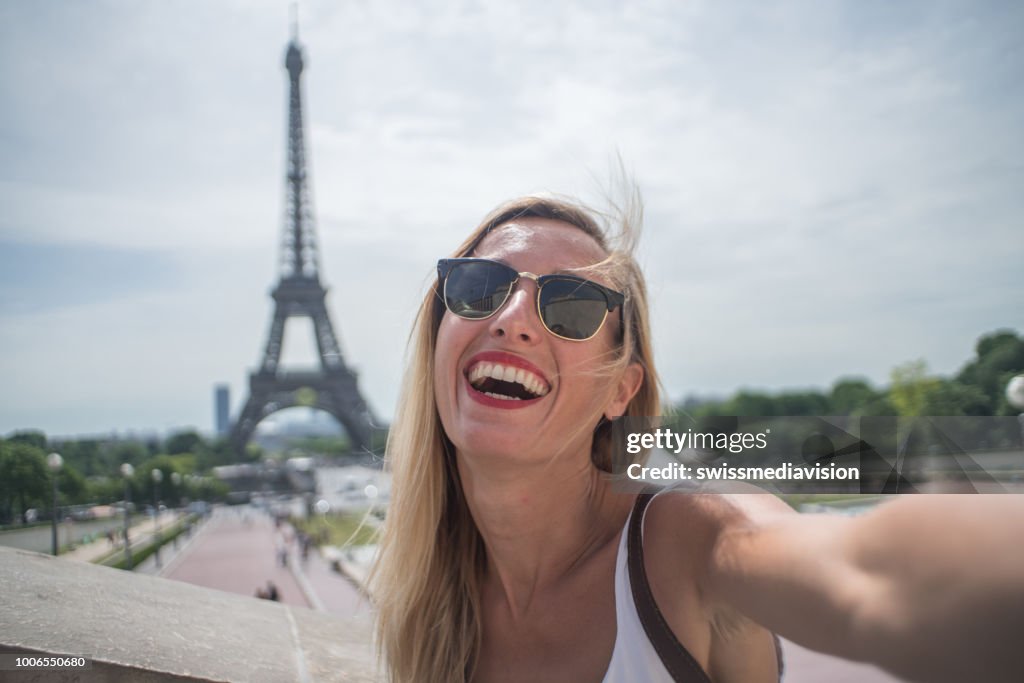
445, 261, 516, 319
539, 279, 609, 340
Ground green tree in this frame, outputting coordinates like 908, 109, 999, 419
723, 391, 779, 416
889, 360, 941, 417
856, 393, 898, 416
685, 398, 729, 420
57, 463, 88, 504
193, 437, 241, 470
294, 435, 351, 457
108, 441, 148, 470
923, 380, 991, 416
85, 475, 123, 506
165, 430, 203, 456
52, 439, 104, 477
829, 378, 879, 415
956, 330, 1024, 414
0, 441, 49, 524
6, 430, 47, 450
133, 456, 179, 507
773, 391, 830, 416
190, 476, 230, 502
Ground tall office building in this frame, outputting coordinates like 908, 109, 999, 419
214, 384, 230, 436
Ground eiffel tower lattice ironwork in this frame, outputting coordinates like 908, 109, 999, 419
230, 33, 374, 456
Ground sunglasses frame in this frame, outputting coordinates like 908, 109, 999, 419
437, 257, 625, 342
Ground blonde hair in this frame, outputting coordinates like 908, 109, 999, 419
369, 194, 661, 682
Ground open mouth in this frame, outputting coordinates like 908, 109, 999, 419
466, 361, 550, 401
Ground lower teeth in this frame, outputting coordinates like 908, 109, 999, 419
484, 391, 520, 401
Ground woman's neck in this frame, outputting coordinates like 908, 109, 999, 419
456, 448, 629, 618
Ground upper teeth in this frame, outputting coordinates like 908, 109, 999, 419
468, 361, 550, 398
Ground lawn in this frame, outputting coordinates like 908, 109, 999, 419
291, 511, 378, 547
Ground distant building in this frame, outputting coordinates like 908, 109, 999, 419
214, 384, 230, 436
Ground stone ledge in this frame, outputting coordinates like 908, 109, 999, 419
0, 547, 377, 682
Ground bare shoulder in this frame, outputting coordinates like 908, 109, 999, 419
643, 485, 795, 567
642, 486, 790, 682
642, 484, 796, 609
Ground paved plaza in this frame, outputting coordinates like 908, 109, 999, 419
157, 506, 369, 617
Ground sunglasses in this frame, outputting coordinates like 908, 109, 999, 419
437, 258, 625, 341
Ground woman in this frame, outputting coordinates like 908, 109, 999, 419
369, 194, 1023, 682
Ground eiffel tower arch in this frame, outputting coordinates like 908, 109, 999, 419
230, 30, 375, 457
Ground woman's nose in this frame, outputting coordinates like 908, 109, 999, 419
488, 282, 542, 344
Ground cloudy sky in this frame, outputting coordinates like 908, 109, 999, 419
1, 1, 1021, 438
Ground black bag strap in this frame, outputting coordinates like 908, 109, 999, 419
628, 492, 714, 683
627, 492, 785, 682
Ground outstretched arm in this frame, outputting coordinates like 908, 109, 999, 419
702, 494, 1024, 683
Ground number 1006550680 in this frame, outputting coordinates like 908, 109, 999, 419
1, 654, 91, 671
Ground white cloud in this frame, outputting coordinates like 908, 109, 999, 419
1, 1, 1021, 435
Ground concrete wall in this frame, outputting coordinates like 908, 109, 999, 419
0, 547, 377, 682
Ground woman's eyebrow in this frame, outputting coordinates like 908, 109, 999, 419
521, 267, 578, 277
486, 257, 552, 273
480, 257, 590, 277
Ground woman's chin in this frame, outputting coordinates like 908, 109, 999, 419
452, 427, 537, 462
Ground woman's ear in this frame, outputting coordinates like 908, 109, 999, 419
604, 362, 644, 420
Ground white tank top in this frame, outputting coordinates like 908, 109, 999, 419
602, 492, 783, 683
602, 501, 679, 682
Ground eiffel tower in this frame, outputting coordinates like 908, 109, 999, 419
230, 29, 374, 456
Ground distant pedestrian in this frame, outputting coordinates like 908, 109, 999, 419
275, 536, 288, 567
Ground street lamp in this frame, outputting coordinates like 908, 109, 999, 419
1007, 375, 1024, 447
47, 453, 63, 556
170, 472, 182, 548
151, 468, 163, 569
170, 471, 182, 504
120, 463, 134, 569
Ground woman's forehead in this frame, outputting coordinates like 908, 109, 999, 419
474, 218, 608, 267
